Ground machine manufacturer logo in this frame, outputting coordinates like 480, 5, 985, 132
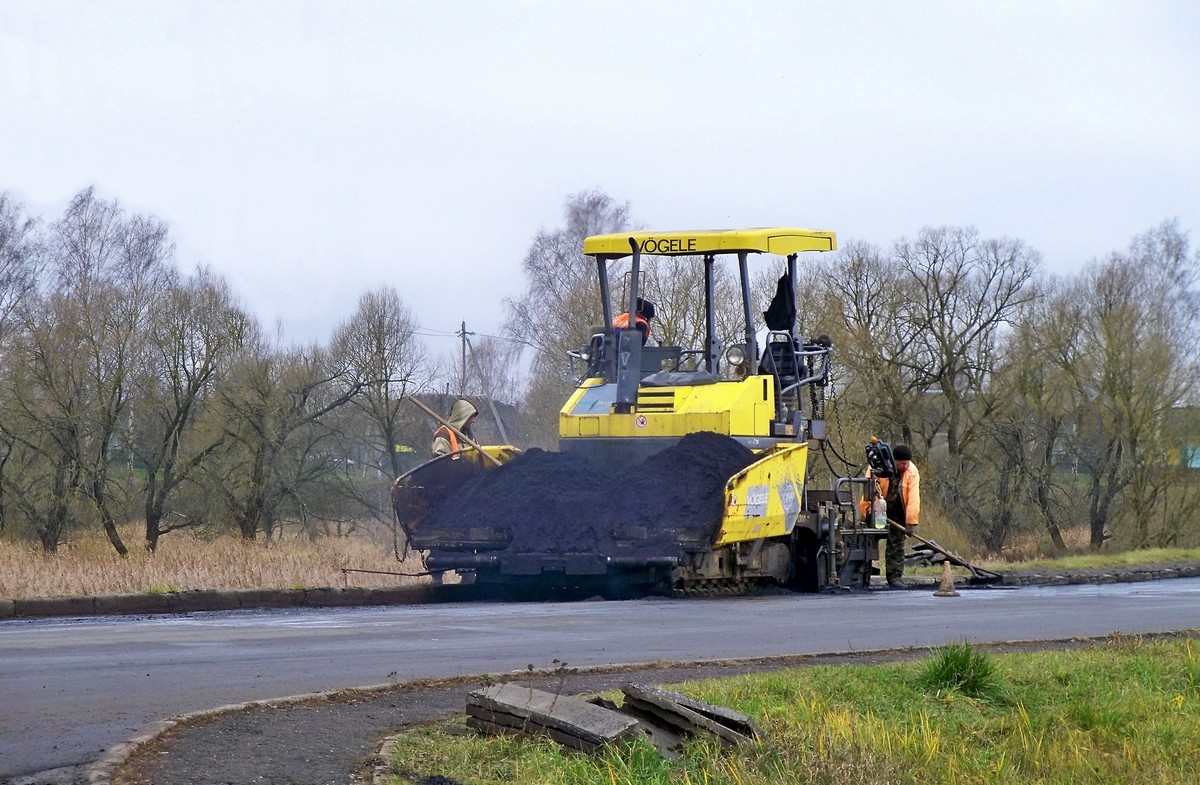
744, 485, 769, 518
639, 237, 697, 254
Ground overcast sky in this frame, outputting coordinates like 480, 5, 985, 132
3, 1, 1197, 351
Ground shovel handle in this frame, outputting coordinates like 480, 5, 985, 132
407, 397, 503, 467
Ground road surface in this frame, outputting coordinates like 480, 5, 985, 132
2, 578, 1198, 780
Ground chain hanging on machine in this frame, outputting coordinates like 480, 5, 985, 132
820, 363, 863, 476
808, 362, 823, 422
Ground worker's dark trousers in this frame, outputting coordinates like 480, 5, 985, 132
886, 525, 906, 582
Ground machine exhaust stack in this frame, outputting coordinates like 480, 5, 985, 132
613, 236, 643, 414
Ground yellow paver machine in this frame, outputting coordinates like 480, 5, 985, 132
393, 228, 915, 595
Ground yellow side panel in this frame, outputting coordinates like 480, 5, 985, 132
715, 443, 808, 546
571, 411, 730, 438
560, 377, 776, 439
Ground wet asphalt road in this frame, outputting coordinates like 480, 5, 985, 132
2, 577, 1199, 782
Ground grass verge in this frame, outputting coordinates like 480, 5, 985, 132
978, 546, 1200, 574
386, 635, 1200, 785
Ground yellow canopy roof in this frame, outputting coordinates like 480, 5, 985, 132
583, 228, 837, 258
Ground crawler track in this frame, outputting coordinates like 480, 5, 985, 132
671, 577, 776, 598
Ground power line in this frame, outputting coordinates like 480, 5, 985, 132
415, 326, 523, 344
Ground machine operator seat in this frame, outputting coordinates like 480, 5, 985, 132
585, 326, 613, 379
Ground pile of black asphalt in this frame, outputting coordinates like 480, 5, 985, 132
418, 431, 758, 554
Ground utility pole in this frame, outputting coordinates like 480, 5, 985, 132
457, 320, 474, 395
465, 334, 510, 443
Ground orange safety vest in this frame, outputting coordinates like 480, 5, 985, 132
431, 424, 462, 459
613, 312, 650, 340
858, 464, 921, 525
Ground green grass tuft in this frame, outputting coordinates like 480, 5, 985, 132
918, 641, 1004, 702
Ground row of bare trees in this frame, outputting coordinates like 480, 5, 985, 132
805, 223, 1199, 553
0, 189, 455, 553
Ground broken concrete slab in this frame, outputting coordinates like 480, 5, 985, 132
466, 683, 639, 752
466, 681, 764, 757
621, 682, 763, 748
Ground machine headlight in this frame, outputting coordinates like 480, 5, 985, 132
724, 345, 747, 366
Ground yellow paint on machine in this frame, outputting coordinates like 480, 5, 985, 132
559, 376, 777, 439
583, 228, 837, 258
715, 443, 808, 546
565, 411, 732, 438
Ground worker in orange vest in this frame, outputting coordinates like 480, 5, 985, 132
613, 297, 655, 345
859, 443, 921, 588
431, 398, 478, 458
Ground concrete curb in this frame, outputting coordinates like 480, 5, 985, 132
0, 586, 428, 620
998, 563, 1200, 586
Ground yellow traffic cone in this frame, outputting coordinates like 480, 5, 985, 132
933, 561, 959, 597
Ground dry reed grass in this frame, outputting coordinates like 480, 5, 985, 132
902, 508, 973, 556
917, 509, 1098, 565
0, 523, 429, 599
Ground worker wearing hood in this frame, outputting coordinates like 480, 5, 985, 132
431, 398, 478, 458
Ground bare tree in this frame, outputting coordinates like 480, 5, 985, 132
465, 335, 525, 402
1076, 222, 1200, 547
330, 286, 428, 481
505, 190, 632, 444
0, 194, 44, 536
1, 289, 90, 551
211, 335, 365, 541
0, 193, 42, 341
50, 189, 178, 555
133, 268, 249, 550
812, 230, 1042, 551
991, 221, 1199, 551
894, 227, 1040, 457
816, 240, 926, 445
990, 277, 1081, 553
0, 189, 176, 552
